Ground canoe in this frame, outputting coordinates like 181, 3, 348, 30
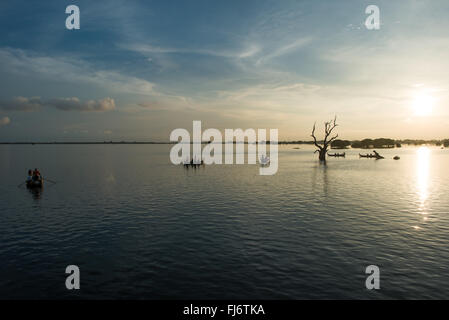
359, 153, 374, 158
328, 152, 345, 157
26, 179, 43, 188
359, 153, 384, 159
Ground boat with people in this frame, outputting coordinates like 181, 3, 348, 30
327, 152, 345, 157
359, 153, 377, 158
183, 157, 204, 167
26, 168, 44, 188
359, 150, 384, 159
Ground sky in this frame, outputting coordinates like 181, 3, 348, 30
0, 0, 449, 141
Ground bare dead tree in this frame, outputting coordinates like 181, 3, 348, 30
311, 116, 339, 161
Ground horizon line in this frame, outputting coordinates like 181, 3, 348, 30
0, 139, 447, 145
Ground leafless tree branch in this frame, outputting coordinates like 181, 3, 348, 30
311, 116, 339, 161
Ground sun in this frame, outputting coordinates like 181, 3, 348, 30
412, 93, 434, 116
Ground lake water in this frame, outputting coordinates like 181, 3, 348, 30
0, 144, 448, 299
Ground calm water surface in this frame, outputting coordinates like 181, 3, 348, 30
0, 144, 448, 299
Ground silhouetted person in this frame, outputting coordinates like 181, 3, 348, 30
26, 170, 32, 183
32, 168, 41, 181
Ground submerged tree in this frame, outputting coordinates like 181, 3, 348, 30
311, 116, 339, 161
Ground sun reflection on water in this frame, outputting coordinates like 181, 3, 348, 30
416, 146, 430, 216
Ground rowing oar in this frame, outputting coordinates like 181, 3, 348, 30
17, 182, 26, 188
45, 178, 57, 184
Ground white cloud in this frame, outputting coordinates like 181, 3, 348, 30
255, 37, 312, 65
123, 43, 260, 59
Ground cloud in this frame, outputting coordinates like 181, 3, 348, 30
47, 97, 115, 112
0, 48, 157, 97
138, 101, 164, 110
123, 43, 260, 59
0, 97, 42, 111
0, 96, 115, 112
0, 116, 10, 126
255, 37, 312, 66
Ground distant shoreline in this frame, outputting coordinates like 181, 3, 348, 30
0, 140, 447, 146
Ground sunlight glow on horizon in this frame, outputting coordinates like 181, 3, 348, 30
412, 93, 434, 117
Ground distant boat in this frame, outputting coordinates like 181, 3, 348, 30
359, 153, 375, 158
327, 152, 345, 157
393, 156, 400, 160
359, 153, 384, 159
183, 157, 204, 166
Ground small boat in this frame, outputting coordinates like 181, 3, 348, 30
183, 157, 204, 167
359, 153, 375, 158
393, 156, 400, 160
359, 153, 384, 159
328, 152, 345, 157
27, 179, 44, 188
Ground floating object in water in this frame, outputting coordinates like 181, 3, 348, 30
327, 152, 345, 157
393, 156, 400, 160
260, 155, 270, 166
293, 147, 300, 149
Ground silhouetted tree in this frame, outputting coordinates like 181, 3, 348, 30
331, 139, 350, 149
311, 116, 339, 161
444, 139, 449, 148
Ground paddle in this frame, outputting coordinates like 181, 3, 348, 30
44, 178, 57, 184
17, 182, 26, 188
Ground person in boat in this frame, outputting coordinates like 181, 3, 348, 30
373, 150, 382, 158
32, 168, 41, 182
26, 170, 33, 183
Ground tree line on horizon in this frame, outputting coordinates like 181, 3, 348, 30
277, 138, 449, 148
330, 138, 449, 149
1, 139, 448, 147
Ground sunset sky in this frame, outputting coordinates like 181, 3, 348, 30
1, 0, 448, 141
